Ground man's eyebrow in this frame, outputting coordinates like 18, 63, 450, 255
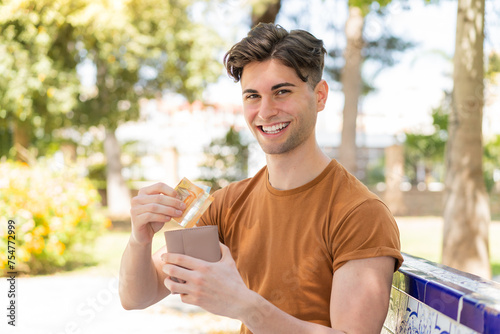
242, 82, 295, 94
271, 82, 296, 91
242, 82, 296, 95
242, 88, 258, 95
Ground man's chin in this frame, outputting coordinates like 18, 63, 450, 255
259, 144, 294, 156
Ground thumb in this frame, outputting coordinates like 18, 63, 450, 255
150, 221, 166, 233
219, 242, 233, 259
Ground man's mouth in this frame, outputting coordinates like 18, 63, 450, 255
259, 122, 290, 134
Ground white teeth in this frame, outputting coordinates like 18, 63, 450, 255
262, 122, 289, 134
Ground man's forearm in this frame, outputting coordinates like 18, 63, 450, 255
119, 239, 169, 310
239, 291, 344, 334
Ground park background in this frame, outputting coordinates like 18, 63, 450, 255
1, 0, 499, 333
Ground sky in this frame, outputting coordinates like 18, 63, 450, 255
202, 0, 500, 144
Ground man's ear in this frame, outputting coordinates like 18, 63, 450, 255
315, 80, 329, 112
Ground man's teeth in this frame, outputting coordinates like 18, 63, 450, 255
262, 123, 289, 134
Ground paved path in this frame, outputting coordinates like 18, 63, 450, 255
0, 274, 241, 334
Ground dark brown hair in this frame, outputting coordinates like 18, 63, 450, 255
224, 23, 326, 88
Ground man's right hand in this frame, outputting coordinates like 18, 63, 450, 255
129, 182, 186, 246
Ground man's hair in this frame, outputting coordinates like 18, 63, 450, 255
224, 23, 326, 88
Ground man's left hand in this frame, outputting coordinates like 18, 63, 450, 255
161, 242, 251, 320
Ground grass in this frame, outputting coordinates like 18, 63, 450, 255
397, 216, 444, 263
64, 217, 500, 279
396, 216, 500, 277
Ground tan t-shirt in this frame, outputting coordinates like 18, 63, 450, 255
199, 159, 403, 333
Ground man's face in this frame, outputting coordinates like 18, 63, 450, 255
240, 59, 325, 156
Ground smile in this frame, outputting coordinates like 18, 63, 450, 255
260, 122, 290, 134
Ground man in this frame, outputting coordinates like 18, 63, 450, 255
119, 23, 403, 333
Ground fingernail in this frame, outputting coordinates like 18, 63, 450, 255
176, 210, 183, 216
180, 203, 186, 210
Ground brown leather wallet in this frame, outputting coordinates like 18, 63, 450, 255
164, 225, 221, 262
164, 225, 221, 283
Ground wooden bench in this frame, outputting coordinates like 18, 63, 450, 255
383, 253, 500, 333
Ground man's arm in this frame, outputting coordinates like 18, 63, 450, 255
119, 182, 186, 310
330, 256, 395, 333
119, 243, 170, 310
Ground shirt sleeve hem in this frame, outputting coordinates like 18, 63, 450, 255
333, 247, 404, 273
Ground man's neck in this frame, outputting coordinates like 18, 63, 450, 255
265, 142, 331, 191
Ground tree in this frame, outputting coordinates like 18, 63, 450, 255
335, 0, 412, 177
251, 0, 281, 27
338, 5, 365, 175
1, 0, 224, 218
403, 97, 449, 185
199, 126, 249, 192
0, 0, 82, 161
71, 0, 223, 218
442, 0, 491, 278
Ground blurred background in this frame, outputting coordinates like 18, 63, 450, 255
0, 0, 499, 333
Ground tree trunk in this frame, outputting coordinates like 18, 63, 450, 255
251, 0, 281, 27
13, 119, 32, 163
442, 0, 491, 279
60, 142, 77, 165
104, 128, 131, 220
338, 7, 364, 176
385, 145, 405, 216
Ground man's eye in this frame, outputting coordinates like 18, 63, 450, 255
276, 89, 290, 96
246, 94, 259, 100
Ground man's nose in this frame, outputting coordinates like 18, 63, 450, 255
258, 96, 279, 120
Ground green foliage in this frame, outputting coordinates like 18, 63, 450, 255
486, 52, 500, 82
484, 135, 500, 193
0, 118, 12, 157
324, 6, 414, 95
403, 96, 449, 185
72, 0, 223, 130
0, 160, 110, 275
87, 162, 107, 190
348, 0, 392, 16
0, 1, 80, 119
84, 138, 141, 190
0, 0, 223, 157
0, 0, 82, 156
365, 155, 386, 187
404, 91, 500, 193
199, 126, 249, 191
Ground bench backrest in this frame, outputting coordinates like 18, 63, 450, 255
383, 253, 500, 334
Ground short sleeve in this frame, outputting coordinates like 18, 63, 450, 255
331, 198, 404, 272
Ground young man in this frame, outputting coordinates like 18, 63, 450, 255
119, 23, 403, 334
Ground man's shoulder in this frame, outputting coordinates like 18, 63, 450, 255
324, 160, 374, 196
325, 160, 386, 213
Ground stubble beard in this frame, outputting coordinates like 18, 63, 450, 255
257, 115, 317, 156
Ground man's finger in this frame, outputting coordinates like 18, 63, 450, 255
163, 252, 208, 270
138, 182, 178, 197
164, 276, 188, 295
132, 202, 184, 218
134, 212, 172, 225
